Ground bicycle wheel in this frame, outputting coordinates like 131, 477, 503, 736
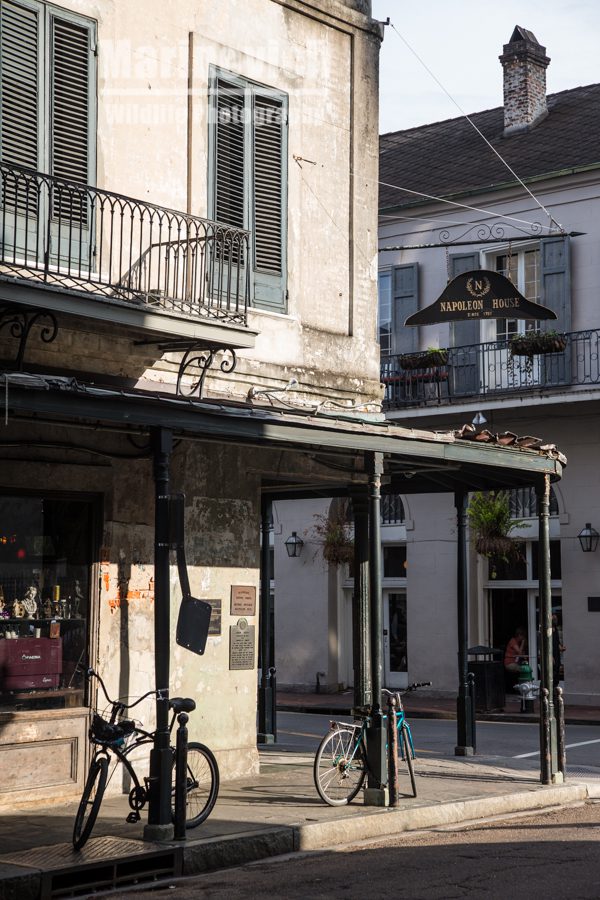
73, 755, 109, 850
171, 742, 219, 828
400, 723, 417, 797
314, 727, 366, 806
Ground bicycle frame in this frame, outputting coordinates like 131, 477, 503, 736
331, 706, 414, 776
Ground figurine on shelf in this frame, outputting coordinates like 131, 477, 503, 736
42, 597, 53, 619
12, 598, 25, 618
23, 585, 39, 619
72, 580, 84, 618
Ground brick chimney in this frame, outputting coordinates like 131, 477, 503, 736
499, 26, 550, 135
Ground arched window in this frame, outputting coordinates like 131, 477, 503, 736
509, 486, 559, 519
381, 494, 405, 525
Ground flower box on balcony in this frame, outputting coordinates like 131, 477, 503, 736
510, 331, 567, 357
399, 348, 449, 370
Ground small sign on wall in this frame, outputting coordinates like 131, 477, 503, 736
231, 585, 256, 617
206, 599, 222, 635
229, 618, 255, 670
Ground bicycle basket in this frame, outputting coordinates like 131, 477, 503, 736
91, 713, 136, 745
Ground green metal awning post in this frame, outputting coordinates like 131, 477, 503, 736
351, 490, 371, 711
144, 427, 174, 841
364, 451, 388, 805
455, 490, 474, 755
537, 474, 559, 783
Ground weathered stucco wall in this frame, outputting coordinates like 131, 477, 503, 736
31, 0, 382, 405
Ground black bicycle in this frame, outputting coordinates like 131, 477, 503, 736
73, 668, 219, 850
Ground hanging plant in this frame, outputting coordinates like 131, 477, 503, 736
510, 330, 567, 358
467, 491, 528, 562
399, 347, 449, 371
308, 510, 354, 567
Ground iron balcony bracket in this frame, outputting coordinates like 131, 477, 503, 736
0, 304, 59, 370
173, 342, 237, 399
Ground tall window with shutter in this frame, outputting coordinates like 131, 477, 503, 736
0, 0, 96, 259
209, 68, 288, 312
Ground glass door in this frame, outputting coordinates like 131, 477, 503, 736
383, 590, 408, 689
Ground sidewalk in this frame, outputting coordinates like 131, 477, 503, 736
277, 690, 600, 725
0, 747, 596, 899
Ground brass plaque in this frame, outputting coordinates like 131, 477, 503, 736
207, 599, 222, 636
229, 619, 255, 670
230, 585, 256, 617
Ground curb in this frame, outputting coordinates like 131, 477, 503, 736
181, 782, 588, 873
0, 784, 588, 898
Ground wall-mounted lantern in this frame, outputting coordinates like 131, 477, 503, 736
284, 532, 304, 558
578, 523, 599, 553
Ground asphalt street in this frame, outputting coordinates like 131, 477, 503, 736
268, 711, 600, 769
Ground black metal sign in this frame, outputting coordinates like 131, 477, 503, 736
404, 270, 557, 326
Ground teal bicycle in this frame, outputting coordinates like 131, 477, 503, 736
313, 682, 431, 806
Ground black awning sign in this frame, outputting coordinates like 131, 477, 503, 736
404, 270, 557, 327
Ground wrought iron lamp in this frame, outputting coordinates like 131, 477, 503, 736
578, 523, 599, 553
284, 532, 304, 558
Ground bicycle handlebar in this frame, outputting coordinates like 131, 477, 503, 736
84, 667, 157, 711
381, 681, 432, 697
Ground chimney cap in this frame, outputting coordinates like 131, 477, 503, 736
508, 25, 542, 46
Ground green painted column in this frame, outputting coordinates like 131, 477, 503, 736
351, 490, 371, 711
364, 451, 387, 805
455, 490, 474, 756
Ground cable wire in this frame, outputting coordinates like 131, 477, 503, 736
388, 21, 564, 233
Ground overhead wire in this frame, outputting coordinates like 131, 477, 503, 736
387, 21, 564, 233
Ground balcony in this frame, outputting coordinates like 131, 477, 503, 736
382, 330, 600, 410
0, 163, 255, 348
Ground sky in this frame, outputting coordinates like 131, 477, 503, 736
372, 0, 600, 134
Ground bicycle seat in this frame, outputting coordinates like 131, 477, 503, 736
169, 697, 196, 714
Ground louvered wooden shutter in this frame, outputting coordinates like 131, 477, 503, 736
252, 91, 286, 309
0, 0, 39, 169
50, 14, 91, 224
253, 95, 283, 274
0, 0, 40, 218
215, 79, 245, 231
392, 263, 418, 355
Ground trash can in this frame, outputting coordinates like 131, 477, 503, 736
467, 645, 505, 712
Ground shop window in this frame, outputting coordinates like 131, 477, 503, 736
0, 494, 95, 711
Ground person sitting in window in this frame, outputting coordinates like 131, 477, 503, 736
504, 626, 527, 673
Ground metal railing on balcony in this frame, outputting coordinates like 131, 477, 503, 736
0, 163, 250, 325
382, 329, 600, 410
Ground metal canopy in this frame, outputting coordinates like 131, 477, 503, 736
2, 376, 565, 495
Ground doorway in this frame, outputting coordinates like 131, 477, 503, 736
383, 590, 408, 688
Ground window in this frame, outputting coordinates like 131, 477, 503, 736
509, 486, 559, 519
381, 494, 405, 525
383, 545, 407, 578
209, 68, 288, 312
0, 0, 96, 263
0, 494, 96, 711
494, 248, 541, 340
0, 0, 96, 182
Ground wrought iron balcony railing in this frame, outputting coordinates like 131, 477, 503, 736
0, 163, 250, 326
382, 329, 600, 410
